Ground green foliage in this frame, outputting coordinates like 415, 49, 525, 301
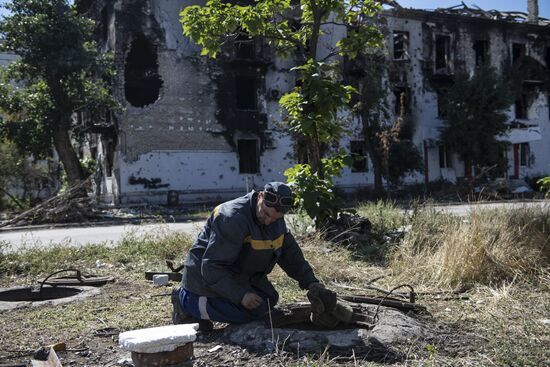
441, 65, 513, 169
284, 154, 352, 226
80, 157, 96, 179
385, 139, 423, 185
537, 177, 550, 198
280, 60, 355, 143
0, 0, 118, 185
180, 0, 383, 59
180, 0, 383, 223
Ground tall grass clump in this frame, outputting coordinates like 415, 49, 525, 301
357, 200, 405, 236
390, 207, 550, 288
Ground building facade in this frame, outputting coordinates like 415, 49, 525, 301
79, 0, 550, 205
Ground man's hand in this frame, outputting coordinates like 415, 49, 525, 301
241, 292, 263, 310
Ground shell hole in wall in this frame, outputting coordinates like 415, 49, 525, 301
124, 34, 163, 107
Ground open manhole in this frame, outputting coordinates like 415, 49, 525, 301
0, 286, 82, 302
0, 285, 101, 312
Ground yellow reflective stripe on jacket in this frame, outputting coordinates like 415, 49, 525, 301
213, 205, 220, 218
244, 234, 284, 250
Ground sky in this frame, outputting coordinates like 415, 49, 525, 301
0, 0, 549, 18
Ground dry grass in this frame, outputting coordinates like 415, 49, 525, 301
1, 204, 549, 366
389, 206, 550, 289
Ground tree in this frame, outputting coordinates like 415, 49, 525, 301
180, 0, 383, 223
0, 0, 117, 193
348, 50, 422, 191
440, 65, 513, 173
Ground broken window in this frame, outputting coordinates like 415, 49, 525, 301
520, 143, 530, 166
393, 31, 409, 60
438, 145, 452, 168
235, 75, 257, 110
545, 47, 550, 68
473, 40, 489, 66
437, 89, 448, 118
238, 139, 259, 173
235, 34, 255, 59
124, 35, 163, 107
515, 94, 528, 119
104, 141, 114, 176
350, 140, 368, 172
512, 43, 525, 65
435, 35, 451, 73
393, 87, 410, 116
101, 6, 109, 41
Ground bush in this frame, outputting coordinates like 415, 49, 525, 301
536, 176, 550, 197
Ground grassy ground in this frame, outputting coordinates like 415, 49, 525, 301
0, 203, 549, 366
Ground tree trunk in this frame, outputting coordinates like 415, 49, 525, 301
361, 108, 384, 194
307, 124, 324, 179
52, 125, 85, 195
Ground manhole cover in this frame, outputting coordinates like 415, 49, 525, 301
0, 285, 101, 312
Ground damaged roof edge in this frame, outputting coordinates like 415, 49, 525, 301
382, 2, 550, 27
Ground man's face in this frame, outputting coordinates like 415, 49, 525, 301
257, 192, 284, 226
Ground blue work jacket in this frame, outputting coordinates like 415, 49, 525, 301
181, 191, 318, 305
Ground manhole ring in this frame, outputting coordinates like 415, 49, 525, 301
0, 286, 101, 312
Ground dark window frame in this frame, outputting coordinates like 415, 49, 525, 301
438, 145, 452, 169
515, 94, 528, 119
350, 140, 368, 172
520, 142, 530, 167
237, 139, 260, 174
435, 34, 451, 73
393, 31, 409, 60
437, 89, 448, 118
235, 75, 257, 111
473, 40, 489, 66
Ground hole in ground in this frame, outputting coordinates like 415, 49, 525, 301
0, 286, 82, 302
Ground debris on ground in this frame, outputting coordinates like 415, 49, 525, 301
322, 213, 372, 246
0, 181, 102, 228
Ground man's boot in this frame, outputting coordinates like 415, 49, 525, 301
171, 288, 213, 332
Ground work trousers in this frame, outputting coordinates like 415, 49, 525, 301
177, 286, 278, 324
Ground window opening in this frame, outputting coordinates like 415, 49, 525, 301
512, 43, 525, 65
235, 34, 255, 59
350, 140, 368, 172
393, 31, 409, 60
235, 75, 257, 110
515, 94, 528, 119
473, 40, 489, 66
238, 139, 259, 173
438, 145, 452, 168
393, 88, 409, 116
124, 35, 163, 107
520, 142, 530, 166
435, 35, 451, 72
101, 6, 109, 41
437, 89, 448, 118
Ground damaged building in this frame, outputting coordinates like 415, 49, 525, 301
77, 0, 550, 205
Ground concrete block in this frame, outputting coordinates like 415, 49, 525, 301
119, 324, 198, 353
152, 274, 169, 286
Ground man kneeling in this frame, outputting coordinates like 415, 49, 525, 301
171, 182, 324, 330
